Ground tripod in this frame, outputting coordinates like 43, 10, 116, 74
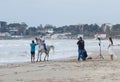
96, 38, 104, 59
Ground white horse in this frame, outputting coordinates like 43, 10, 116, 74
35, 38, 54, 61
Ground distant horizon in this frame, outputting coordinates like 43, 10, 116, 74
0, 20, 118, 27
0, 0, 120, 27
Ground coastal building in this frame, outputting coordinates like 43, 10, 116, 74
0, 21, 7, 33
0, 32, 11, 39
45, 28, 54, 34
37, 28, 54, 34
95, 32, 106, 39
51, 33, 71, 39
9, 28, 19, 35
77, 34, 83, 38
0, 32, 11, 37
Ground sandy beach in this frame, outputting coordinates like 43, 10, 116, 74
0, 50, 120, 82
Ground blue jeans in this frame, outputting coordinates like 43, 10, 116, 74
78, 49, 85, 61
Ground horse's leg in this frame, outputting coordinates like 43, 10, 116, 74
44, 52, 49, 61
47, 54, 49, 61
36, 51, 39, 62
44, 53, 47, 61
39, 52, 42, 61
46, 51, 50, 61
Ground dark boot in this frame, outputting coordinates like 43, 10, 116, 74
45, 50, 48, 54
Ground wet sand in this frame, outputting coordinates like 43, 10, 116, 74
0, 50, 120, 82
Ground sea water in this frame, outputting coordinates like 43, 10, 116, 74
0, 39, 120, 65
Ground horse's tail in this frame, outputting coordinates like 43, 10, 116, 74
50, 45, 55, 54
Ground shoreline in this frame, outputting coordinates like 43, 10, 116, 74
0, 49, 117, 66
0, 50, 120, 82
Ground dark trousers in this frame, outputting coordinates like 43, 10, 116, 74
43, 44, 47, 51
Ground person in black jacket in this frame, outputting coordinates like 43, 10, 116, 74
77, 37, 85, 61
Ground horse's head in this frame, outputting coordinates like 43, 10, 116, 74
35, 37, 38, 44
35, 37, 41, 46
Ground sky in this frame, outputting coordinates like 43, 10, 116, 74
0, 0, 120, 27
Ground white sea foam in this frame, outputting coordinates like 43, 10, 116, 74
0, 39, 120, 64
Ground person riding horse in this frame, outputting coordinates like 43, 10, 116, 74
38, 35, 48, 54
40, 36, 48, 53
35, 36, 55, 61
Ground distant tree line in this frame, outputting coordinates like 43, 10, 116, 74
0, 21, 120, 38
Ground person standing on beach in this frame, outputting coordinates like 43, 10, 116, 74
30, 40, 37, 63
108, 37, 114, 60
77, 37, 85, 61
